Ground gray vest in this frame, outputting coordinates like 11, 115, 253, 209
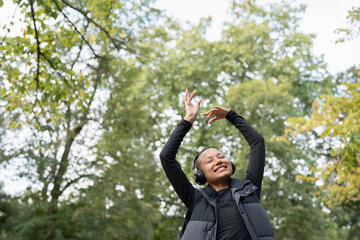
178, 179, 274, 240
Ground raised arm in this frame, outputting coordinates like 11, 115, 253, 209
159, 89, 202, 210
202, 107, 265, 198
226, 110, 265, 197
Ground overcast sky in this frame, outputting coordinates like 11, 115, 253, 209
154, 0, 360, 74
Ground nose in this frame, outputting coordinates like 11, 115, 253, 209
214, 157, 223, 165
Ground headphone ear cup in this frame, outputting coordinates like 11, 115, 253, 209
230, 162, 236, 175
194, 170, 207, 185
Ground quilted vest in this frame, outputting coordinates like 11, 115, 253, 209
178, 178, 274, 240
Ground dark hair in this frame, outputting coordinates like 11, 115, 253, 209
192, 147, 214, 170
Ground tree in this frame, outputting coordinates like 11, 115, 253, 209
1, 0, 353, 239
336, 6, 360, 42
0, 0, 161, 239
283, 5, 360, 238
285, 75, 360, 205
284, 67, 360, 239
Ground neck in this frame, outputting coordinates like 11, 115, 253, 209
210, 181, 230, 192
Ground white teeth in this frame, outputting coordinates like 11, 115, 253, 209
215, 167, 226, 172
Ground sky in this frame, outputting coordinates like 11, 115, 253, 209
1, 0, 359, 74
153, 0, 360, 74
0, 0, 360, 194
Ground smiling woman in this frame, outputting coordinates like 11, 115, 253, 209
159, 89, 274, 240
192, 148, 237, 188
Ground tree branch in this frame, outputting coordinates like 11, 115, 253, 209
52, 0, 105, 60
1, 0, 22, 45
29, 0, 40, 91
60, 0, 127, 51
48, 62, 103, 213
40, 52, 87, 108
60, 0, 157, 68
59, 174, 92, 196
71, 40, 84, 70
49, 127, 82, 213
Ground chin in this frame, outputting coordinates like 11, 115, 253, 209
213, 173, 231, 182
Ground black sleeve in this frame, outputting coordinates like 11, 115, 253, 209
226, 110, 265, 198
159, 119, 195, 211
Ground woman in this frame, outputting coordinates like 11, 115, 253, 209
159, 89, 274, 240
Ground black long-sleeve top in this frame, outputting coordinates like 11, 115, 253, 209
159, 110, 265, 211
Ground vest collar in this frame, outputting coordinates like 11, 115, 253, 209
229, 178, 250, 190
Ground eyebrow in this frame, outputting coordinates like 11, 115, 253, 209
204, 152, 222, 162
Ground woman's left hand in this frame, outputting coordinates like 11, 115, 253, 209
201, 106, 230, 124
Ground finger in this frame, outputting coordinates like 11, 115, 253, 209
196, 99, 202, 108
185, 89, 189, 102
189, 90, 196, 101
207, 110, 214, 118
213, 106, 224, 111
202, 110, 213, 118
208, 116, 218, 124
201, 110, 211, 116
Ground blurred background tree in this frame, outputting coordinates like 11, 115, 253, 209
284, 6, 360, 238
0, 0, 358, 239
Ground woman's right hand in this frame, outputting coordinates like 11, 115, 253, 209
184, 89, 202, 124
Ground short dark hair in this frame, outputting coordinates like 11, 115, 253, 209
192, 147, 214, 170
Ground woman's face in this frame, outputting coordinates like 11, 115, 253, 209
197, 148, 232, 185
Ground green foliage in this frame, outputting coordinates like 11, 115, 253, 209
285, 69, 360, 239
1, 0, 161, 239
0, 0, 358, 239
283, 5, 360, 238
336, 6, 360, 42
